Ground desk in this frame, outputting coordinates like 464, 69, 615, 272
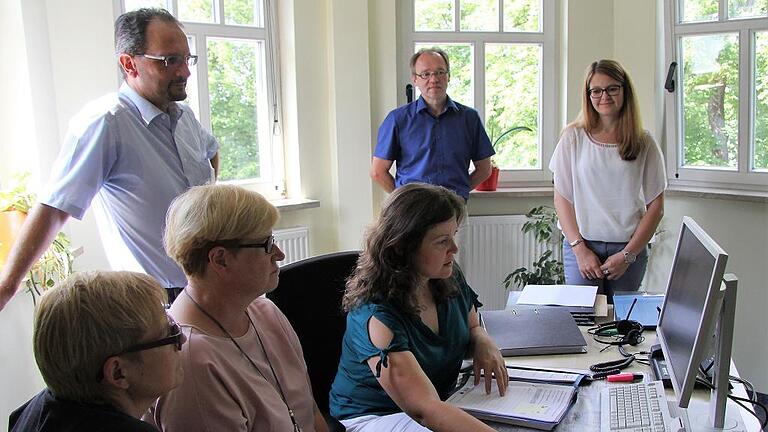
485, 324, 760, 431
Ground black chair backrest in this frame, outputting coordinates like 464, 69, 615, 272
267, 251, 359, 414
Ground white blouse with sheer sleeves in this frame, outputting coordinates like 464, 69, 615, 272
548, 127, 666, 243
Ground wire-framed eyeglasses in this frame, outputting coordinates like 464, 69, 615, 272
588, 85, 622, 99
140, 53, 198, 68
413, 69, 449, 80
237, 235, 276, 254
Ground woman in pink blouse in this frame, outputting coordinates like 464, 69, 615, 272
146, 184, 328, 432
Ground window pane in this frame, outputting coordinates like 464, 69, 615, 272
680, 34, 739, 169
179, 0, 215, 23
208, 38, 269, 181
185, 36, 201, 119
729, 0, 768, 19
414, 43, 474, 107
680, 0, 718, 22
415, 0, 454, 31
124, 0, 166, 11
460, 0, 498, 32
503, 0, 541, 32
753, 32, 768, 170
224, 0, 263, 27
485, 43, 540, 169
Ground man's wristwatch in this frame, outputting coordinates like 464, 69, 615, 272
623, 251, 637, 264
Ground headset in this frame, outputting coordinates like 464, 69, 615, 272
588, 319, 645, 346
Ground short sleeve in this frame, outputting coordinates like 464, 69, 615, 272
470, 111, 494, 161
549, 127, 577, 203
42, 114, 117, 220
345, 305, 410, 363
374, 111, 400, 161
642, 133, 667, 204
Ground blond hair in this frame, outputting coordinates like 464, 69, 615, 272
569, 59, 645, 160
33, 271, 166, 403
164, 184, 279, 277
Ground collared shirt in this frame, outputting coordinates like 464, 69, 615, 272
374, 96, 494, 199
43, 83, 218, 287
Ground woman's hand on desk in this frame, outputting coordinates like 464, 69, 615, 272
469, 309, 508, 396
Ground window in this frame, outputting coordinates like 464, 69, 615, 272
117, 0, 284, 197
664, 0, 768, 192
400, 0, 556, 186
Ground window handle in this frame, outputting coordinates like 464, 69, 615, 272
665, 62, 677, 93
406, 83, 414, 103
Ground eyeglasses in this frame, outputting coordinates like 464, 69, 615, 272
140, 53, 198, 68
237, 235, 276, 254
413, 69, 449, 80
588, 85, 622, 99
116, 315, 184, 355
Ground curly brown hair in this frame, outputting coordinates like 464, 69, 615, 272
342, 183, 466, 315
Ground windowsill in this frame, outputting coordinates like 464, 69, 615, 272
469, 185, 768, 203
269, 197, 320, 211
469, 186, 554, 198
665, 185, 768, 203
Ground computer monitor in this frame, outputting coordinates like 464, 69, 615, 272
656, 216, 738, 430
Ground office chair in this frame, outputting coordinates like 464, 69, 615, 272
267, 251, 360, 432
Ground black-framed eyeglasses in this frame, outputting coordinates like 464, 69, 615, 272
116, 316, 184, 355
237, 235, 276, 254
140, 53, 198, 68
588, 84, 622, 99
413, 69, 449, 80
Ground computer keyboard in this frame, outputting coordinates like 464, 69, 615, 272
600, 381, 679, 432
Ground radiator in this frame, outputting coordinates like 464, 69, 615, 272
274, 226, 310, 266
457, 215, 561, 311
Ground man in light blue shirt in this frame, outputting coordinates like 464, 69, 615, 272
0, 8, 218, 310
370, 48, 494, 200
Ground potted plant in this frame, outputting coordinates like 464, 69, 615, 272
476, 126, 532, 191
502, 205, 564, 290
0, 173, 74, 305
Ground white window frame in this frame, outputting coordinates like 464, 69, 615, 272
663, 0, 768, 193
114, 0, 285, 198
399, 0, 557, 187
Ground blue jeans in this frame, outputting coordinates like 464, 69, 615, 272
562, 238, 648, 302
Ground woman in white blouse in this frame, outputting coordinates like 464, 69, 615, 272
549, 59, 666, 299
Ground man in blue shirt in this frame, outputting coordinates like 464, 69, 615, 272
0, 8, 218, 311
370, 48, 494, 200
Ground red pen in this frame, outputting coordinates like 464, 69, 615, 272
607, 373, 643, 383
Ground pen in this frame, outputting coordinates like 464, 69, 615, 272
606, 373, 643, 383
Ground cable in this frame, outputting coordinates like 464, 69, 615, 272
729, 394, 768, 430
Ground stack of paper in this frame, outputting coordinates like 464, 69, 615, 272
509, 285, 607, 325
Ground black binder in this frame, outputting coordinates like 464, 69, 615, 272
482, 306, 587, 356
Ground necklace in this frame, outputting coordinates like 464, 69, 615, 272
183, 290, 301, 432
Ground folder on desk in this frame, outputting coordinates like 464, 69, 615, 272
447, 371, 579, 430
481, 306, 587, 356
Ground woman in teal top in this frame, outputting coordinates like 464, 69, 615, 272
329, 183, 507, 432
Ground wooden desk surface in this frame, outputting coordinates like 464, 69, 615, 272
485, 324, 760, 431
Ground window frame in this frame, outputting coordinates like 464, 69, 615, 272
114, 0, 285, 198
398, 0, 557, 187
663, 0, 768, 193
